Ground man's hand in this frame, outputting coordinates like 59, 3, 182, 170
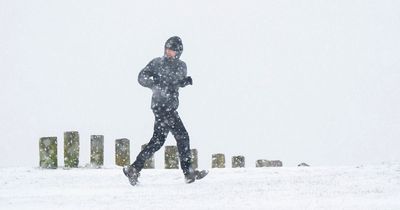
151, 75, 161, 86
180, 76, 193, 87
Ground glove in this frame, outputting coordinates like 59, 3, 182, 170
151, 75, 161, 86
180, 76, 193, 87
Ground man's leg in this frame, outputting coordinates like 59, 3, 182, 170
131, 112, 170, 172
169, 111, 192, 175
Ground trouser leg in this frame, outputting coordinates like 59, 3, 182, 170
132, 112, 169, 172
169, 111, 192, 175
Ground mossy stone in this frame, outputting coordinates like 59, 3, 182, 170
190, 149, 198, 169
165, 146, 179, 169
39, 137, 58, 169
232, 155, 245, 168
90, 135, 104, 168
115, 138, 130, 166
142, 144, 155, 169
64, 131, 80, 168
212, 153, 225, 168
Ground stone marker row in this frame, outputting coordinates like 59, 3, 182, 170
211, 154, 283, 168
39, 132, 200, 169
40, 132, 283, 169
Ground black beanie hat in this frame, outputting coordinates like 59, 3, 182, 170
165, 36, 183, 53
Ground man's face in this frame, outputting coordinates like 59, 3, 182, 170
165, 48, 177, 58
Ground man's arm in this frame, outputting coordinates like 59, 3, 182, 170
138, 59, 158, 88
178, 62, 192, 87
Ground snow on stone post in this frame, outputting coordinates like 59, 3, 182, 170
64, 131, 80, 168
232, 155, 245, 168
190, 149, 198, 169
90, 135, 104, 168
115, 138, 130, 166
142, 144, 155, 169
256, 159, 272, 167
212, 153, 225, 168
165, 146, 179, 169
39, 137, 58, 169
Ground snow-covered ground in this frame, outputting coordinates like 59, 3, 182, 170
1, 164, 400, 210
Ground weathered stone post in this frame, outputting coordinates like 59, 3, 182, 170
39, 137, 58, 169
142, 144, 155, 169
256, 159, 271, 167
271, 160, 283, 167
190, 149, 198, 169
90, 135, 104, 168
165, 146, 179, 169
212, 153, 225, 168
298, 162, 310, 167
64, 131, 80, 168
232, 155, 245, 168
115, 138, 130, 166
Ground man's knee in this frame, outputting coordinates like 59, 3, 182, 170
150, 137, 166, 150
176, 131, 189, 141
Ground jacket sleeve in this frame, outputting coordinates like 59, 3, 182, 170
181, 62, 187, 78
138, 59, 157, 88
178, 62, 189, 87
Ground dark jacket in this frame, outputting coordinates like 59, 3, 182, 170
138, 37, 189, 111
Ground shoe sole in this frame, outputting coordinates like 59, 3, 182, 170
185, 178, 195, 184
195, 170, 209, 180
123, 167, 129, 178
123, 167, 139, 186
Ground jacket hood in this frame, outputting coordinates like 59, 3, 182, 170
164, 36, 183, 59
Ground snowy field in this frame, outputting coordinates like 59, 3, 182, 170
1, 164, 400, 210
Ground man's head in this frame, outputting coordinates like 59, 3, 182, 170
164, 36, 183, 59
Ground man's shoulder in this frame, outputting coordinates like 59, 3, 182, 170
145, 57, 163, 68
177, 59, 186, 67
150, 57, 163, 64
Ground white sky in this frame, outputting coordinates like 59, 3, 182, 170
1, 0, 399, 167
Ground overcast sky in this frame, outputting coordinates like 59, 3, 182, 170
1, 0, 399, 168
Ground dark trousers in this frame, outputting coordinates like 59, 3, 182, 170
132, 109, 192, 175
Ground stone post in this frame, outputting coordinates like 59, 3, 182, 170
190, 149, 198, 169
39, 137, 58, 169
142, 144, 155, 169
232, 155, 245, 168
64, 131, 80, 168
298, 162, 310, 167
115, 138, 130, 166
165, 146, 179, 169
271, 160, 283, 167
256, 159, 272, 167
212, 153, 225, 168
90, 135, 104, 168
